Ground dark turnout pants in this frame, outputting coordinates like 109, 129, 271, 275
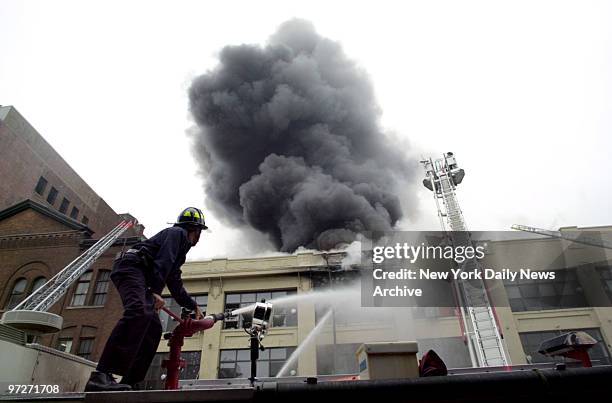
97, 256, 162, 385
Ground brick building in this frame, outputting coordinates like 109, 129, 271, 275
0, 105, 144, 361
0, 105, 133, 235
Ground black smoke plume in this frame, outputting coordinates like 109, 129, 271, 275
189, 19, 415, 252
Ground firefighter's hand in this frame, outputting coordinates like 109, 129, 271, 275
152, 293, 165, 312
195, 306, 204, 320
212, 313, 226, 322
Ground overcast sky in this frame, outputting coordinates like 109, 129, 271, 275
1, 0, 611, 260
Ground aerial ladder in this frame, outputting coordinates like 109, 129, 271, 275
1, 220, 135, 334
511, 224, 612, 250
422, 153, 509, 367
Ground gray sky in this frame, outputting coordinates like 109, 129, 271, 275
1, 0, 611, 260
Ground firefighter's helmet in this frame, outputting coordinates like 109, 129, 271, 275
174, 207, 208, 230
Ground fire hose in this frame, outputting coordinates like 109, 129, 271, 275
160, 306, 225, 389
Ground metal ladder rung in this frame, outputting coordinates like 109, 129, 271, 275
424, 160, 508, 367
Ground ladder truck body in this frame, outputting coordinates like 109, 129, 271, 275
1, 220, 135, 334
422, 153, 509, 367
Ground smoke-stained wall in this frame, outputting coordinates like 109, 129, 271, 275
189, 19, 416, 251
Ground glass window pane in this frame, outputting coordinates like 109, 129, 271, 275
226, 294, 241, 304
539, 283, 556, 297
13, 278, 27, 294
96, 282, 109, 293
241, 293, 256, 303
505, 285, 521, 299
523, 298, 541, 310
257, 292, 272, 301
270, 348, 287, 360
47, 187, 58, 205
31, 277, 46, 293
57, 338, 72, 353
257, 361, 270, 377
220, 350, 236, 362
35, 177, 48, 195
59, 198, 69, 214
219, 363, 236, 379
235, 361, 249, 378
540, 296, 558, 309
561, 283, 578, 296
272, 291, 288, 300
285, 312, 298, 326
520, 284, 539, 298
76, 283, 89, 293
77, 338, 94, 359
181, 351, 201, 380
269, 361, 284, 377
93, 294, 105, 306
237, 350, 250, 361
272, 315, 286, 327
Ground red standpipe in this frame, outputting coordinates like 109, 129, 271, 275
160, 307, 216, 390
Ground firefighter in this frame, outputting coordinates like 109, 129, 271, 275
85, 207, 210, 391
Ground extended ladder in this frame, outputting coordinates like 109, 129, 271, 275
422, 154, 509, 367
1, 220, 134, 333
511, 224, 612, 250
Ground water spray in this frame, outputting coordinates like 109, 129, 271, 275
276, 308, 334, 378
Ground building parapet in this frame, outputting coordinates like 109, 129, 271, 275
182, 251, 348, 278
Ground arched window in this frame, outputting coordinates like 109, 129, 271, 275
30, 276, 47, 296
5, 278, 27, 309
92, 271, 111, 306
70, 271, 92, 306
56, 326, 76, 354
77, 326, 97, 360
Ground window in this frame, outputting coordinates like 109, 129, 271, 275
30, 276, 47, 295
35, 176, 48, 195
141, 351, 201, 390
316, 343, 361, 375
70, 271, 92, 306
5, 278, 27, 309
520, 328, 611, 366
160, 295, 207, 332
77, 338, 94, 360
82, 216, 89, 226
59, 198, 70, 214
597, 266, 612, 302
46, 187, 58, 205
219, 347, 296, 378
411, 307, 456, 319
57, 337, 73, 354
504, 268, 588, 312
70, 206, 79, 220
224, 290, 297, 330
92, 271, 110, 306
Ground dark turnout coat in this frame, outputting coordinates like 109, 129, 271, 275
131, 226, 197, 310
96, 225, 198, 383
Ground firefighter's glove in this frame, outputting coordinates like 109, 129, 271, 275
212, 313, 226, 322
